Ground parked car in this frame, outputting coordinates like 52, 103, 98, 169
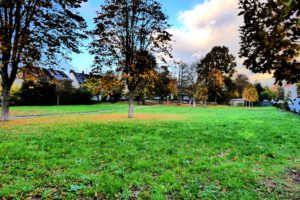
288, 98, 300, 114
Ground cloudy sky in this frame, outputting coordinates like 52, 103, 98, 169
70, 0, 274, 85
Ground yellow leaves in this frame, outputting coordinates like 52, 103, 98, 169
242, 85, 259, 102
233, 156, 239, 161
210, 69, 225, 88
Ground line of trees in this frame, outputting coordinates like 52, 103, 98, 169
1, 0, 299, 120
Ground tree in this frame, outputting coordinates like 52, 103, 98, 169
181, 63, 199, 107
98, 71, 125, 102
83, 77, 102, 98
259, 86, 277, 101
0, 0, 87, 121
176, 62, 189, 104
209, 68, 225, 105
254, 82, 264, 98
90, 0, 172, 118
197, 46, 236, 105
222, 76, 237, 102
242, 84, 258, 107
239, 0, 300, 84
134, 51, 158, 105
154, 66, 175, 104
235, 74, 250, 97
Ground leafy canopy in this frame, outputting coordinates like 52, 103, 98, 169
90, 0, 172, 91
239, 0, 300, 84
0, 0, 87, 89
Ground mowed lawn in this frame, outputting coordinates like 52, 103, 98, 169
8, 103, 130, 117
0, 105, 299, 199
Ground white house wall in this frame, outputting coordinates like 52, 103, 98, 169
69, 72, 81, 89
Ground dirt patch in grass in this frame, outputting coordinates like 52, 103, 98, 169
263, 168, 300, 199
285, 168, 300, 184
0, 113, 185, 128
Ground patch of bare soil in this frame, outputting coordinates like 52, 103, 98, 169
263, 168, 300, 199
285, 168, 300, 184
0, 113, 184, 128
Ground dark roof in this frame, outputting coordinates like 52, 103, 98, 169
48, 69, 71, 81
70, 70, 89, 85
18, 67, 71, 82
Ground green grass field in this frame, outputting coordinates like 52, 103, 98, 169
8, 103, 130, 117
0, 105, 299, 199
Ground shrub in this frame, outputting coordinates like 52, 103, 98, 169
19, 80, 57, 105
10, 85, 22, 106
72, 88, 93, 104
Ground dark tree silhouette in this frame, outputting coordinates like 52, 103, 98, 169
90, 0, 172, 118
235, 74, 250, 97
239, 0, 300, 84
0, 0, 87, 121
197, 46, 236, 105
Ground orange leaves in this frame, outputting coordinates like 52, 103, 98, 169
242, 85, 259, 102
0, 113, 184, 129
233, 156, 239, 161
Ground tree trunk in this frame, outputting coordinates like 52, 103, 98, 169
214, 96, 217, 106
193, 98, 196, 108
57, 95, 60, 106
1, 87, 10, 121
204, 100, 207, 108
128, 90, 134, 118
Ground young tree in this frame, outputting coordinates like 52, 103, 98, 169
176, 62, 189, 104
254, 82, 264, 98
222, 76, 237, 101
259, 86, 277, 101
83, 77, 102, 98
242, 85, 258, 107
0, 0, 87, 121
239, 0, 300, 84
235, 74, 250, 97
98, 71, 125, 102
197, 46, 236, 105
154, 66, 175, 104
90, 0, 172, 118
181, 63, 199, 107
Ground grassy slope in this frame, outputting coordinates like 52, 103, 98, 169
8, 103, 129, 116
0, 106, 299, 199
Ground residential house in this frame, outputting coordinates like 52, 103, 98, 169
69, 70, 90, 89
14, 67, 71, 87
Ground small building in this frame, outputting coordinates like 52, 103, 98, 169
230, 98, 245, 106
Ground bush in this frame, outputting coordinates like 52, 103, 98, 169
16, 80, 94, 106
19, 80, 57, 105
10, 85, 22, 106
72, 88, 93, 104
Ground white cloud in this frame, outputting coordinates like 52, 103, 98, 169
170, 0, 274, 86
